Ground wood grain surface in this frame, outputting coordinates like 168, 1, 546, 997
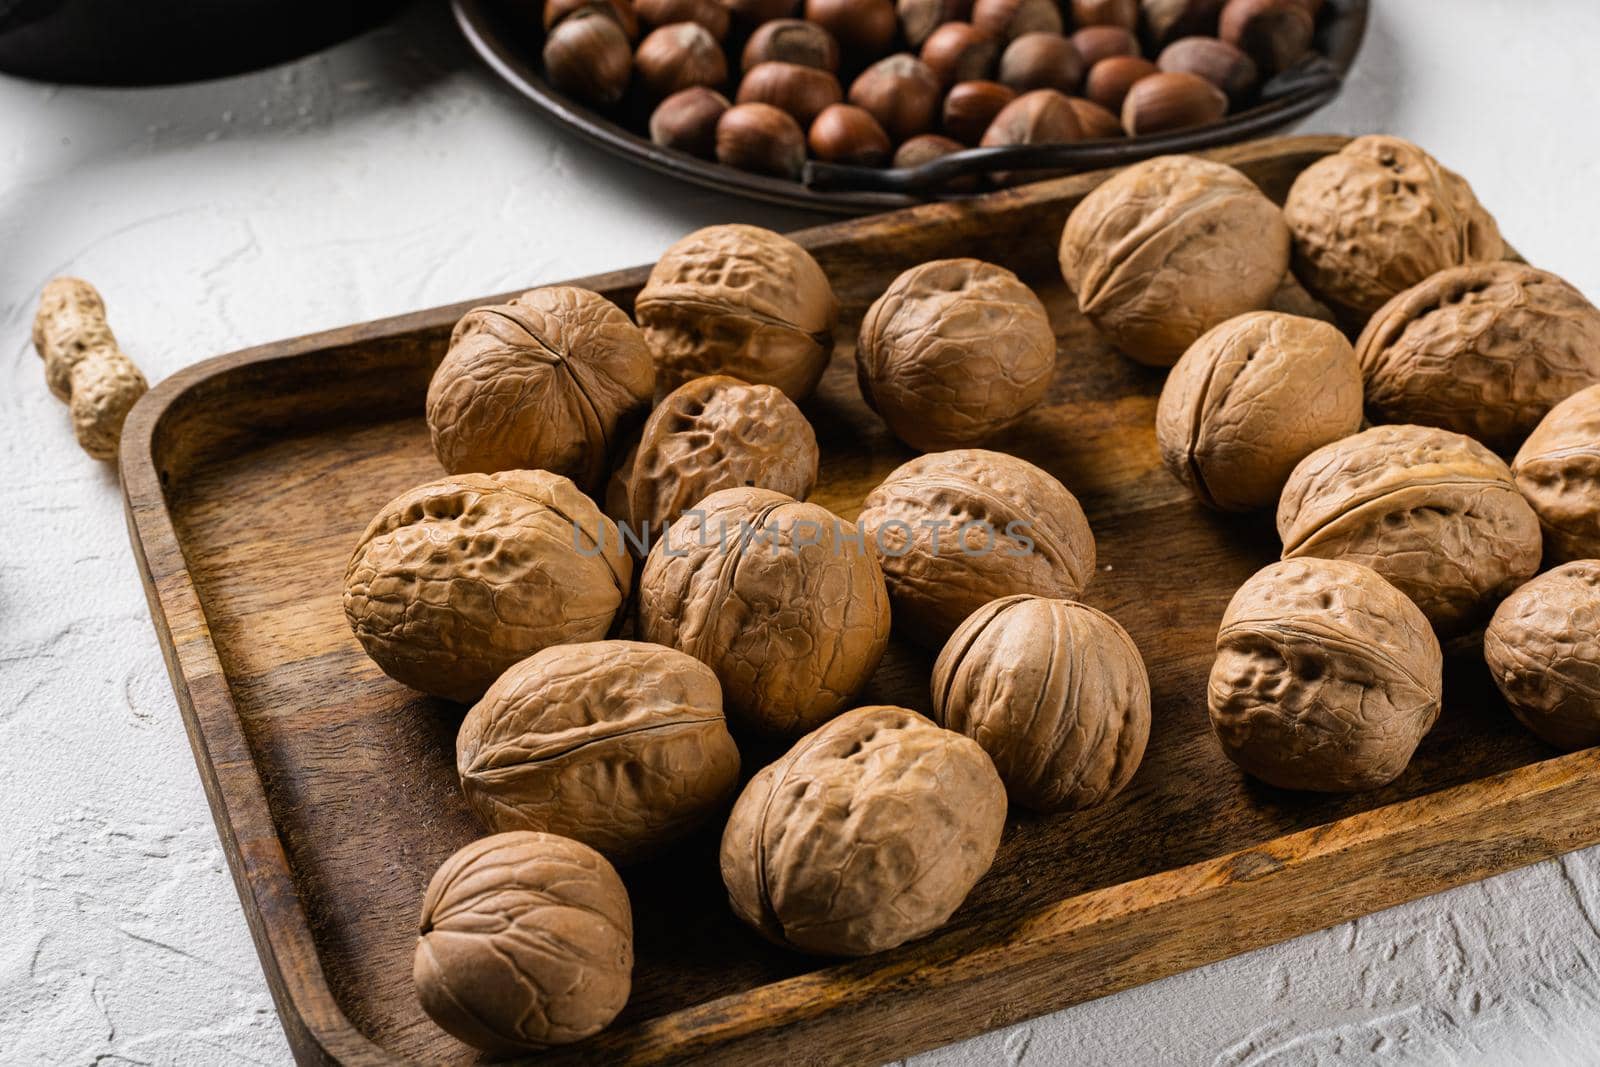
119, 135, 1600, 1067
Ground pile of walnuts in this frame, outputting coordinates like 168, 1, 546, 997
540, 0, 1332, 182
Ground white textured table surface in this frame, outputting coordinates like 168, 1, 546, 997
4, 2, 1600, 1063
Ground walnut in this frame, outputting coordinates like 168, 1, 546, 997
1210, 557, 1443, 792
1485, 561, 1600, 750
1277, 424, 1541, 635
856, 259, 1057, 452
343, 471, 631, 702
413, 832, 632, 1053
1155, 311, 1363, 511
856, 449, 1096, 645
637, 487, 890, 735
932, 595, 1149, 811
719, 705, 1005, 955
427, 286, 655, 492
456, 640, 740, 864
1058, 154, 1289, 366
1283, 135, 1505, 322
628, 374, 819, 534
634, 224, 839, 400
1513, 384, 1600, 564
1356, 262, 1600, 453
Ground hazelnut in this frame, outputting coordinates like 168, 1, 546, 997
1059, 154, 1289, 365
635, 223, 837, 398
857, 258, 1056, 452
628, 373, 819, 532
1139, 0, 1225, 48
637, 487, 891, 735
635, 0, 730, 34
414, 832, 632, 1053
998, 32, 1086, 94
649, 85, 731, 156
920, 21, 999, 87
1072, 0, 1138, 29
1155, 311, 1362, 511
1157, 35, 1257, 100
971, 0, 1061, 41
427, 286, 655, 490
897, 0, 974, 48
1355, 262, 1600, 453
634, 21, 727, 97
1485, 562, 1600, 750
1083, 54, 1155, 112
1210, 558, 1443, 792
1071, 24, 1138, 65
1219, 0, 1313, 74
1514, 385, 1600, 564
1278, 424, 1542, 635
942, 79, 1016, 143
741, 18, 838, 70
543, 10, 634, 107
893, 134, 978, 190
719, 705, 1006, 955
857, 449, 1096, 645
1066, 95, 1122, 137
933, 595, 1150, 811
1284, 135, 1505, 321
808, 102, 893, 164
1120, 70, 1227, 134
344, 471, 632, 702
736, 60, 842, 125
456, 641, 740, 863
714, 101, 807, 177
545, 0, 640, 39
806, 0, 898, 55
721, 0, 799, 21
980, 86, 1081, 145
848, 53, 942, 141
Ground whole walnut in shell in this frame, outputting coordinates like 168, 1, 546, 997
414, 832, 632, 1053
1355, 262, 1600, 453
1513, 384, 1600, 564
427, 286, 655, 491
1485, 561, 1600, 750
1277, 424, 1541, 635
343, 470, 631, 702
1156, 311, 1363, 511
719, 705, 1006, 955
856, 259, 1057, 452
456, 641, 740, 864
628, 374, 819, 534
634, 224, 839, 400
637, 487, 890, 735
932, 595, 1149, 811
1283, 135, 1505, 321
1210, 558, 1444, 792
857, 449, 1096, 645
1058, 154, 1290, 366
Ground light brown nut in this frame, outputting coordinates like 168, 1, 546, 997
1209, 558, 1443, 792
1155, 311, 1363, 511
857, 449, 1096, 645
932, 595, 1149, 811
637, 487, 890, 735
1277, 424, 1542, 635
719, 705, 1006, 955
1283, 135, 1505, 322
413, 832, 632, 1053
1355, 262, 1600, 453
31, 276, 149, 460
634, 224, 839, 400
427, 286, 655, 492
628, 374, 819, 534
343, 470, 632, 702
1513, 384, 1600, 564
457, 641, 739, 863
856, 259, 1057, 452
1485, 561, 1600, 750
1058, 154, 1289, 366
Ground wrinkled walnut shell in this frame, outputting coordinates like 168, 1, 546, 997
1485, 561, 1600, 750
1277, 424, 1541, 635
719, 705, 1006, 955
1513, 384, 1600, 564
933, 595, 1150, 811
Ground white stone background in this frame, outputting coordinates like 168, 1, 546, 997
2, 0, 1599, 1063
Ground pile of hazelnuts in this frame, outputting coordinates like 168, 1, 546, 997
539, 0, 1327, 183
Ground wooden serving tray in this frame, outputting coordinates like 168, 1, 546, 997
121, 134, 1600, 1066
